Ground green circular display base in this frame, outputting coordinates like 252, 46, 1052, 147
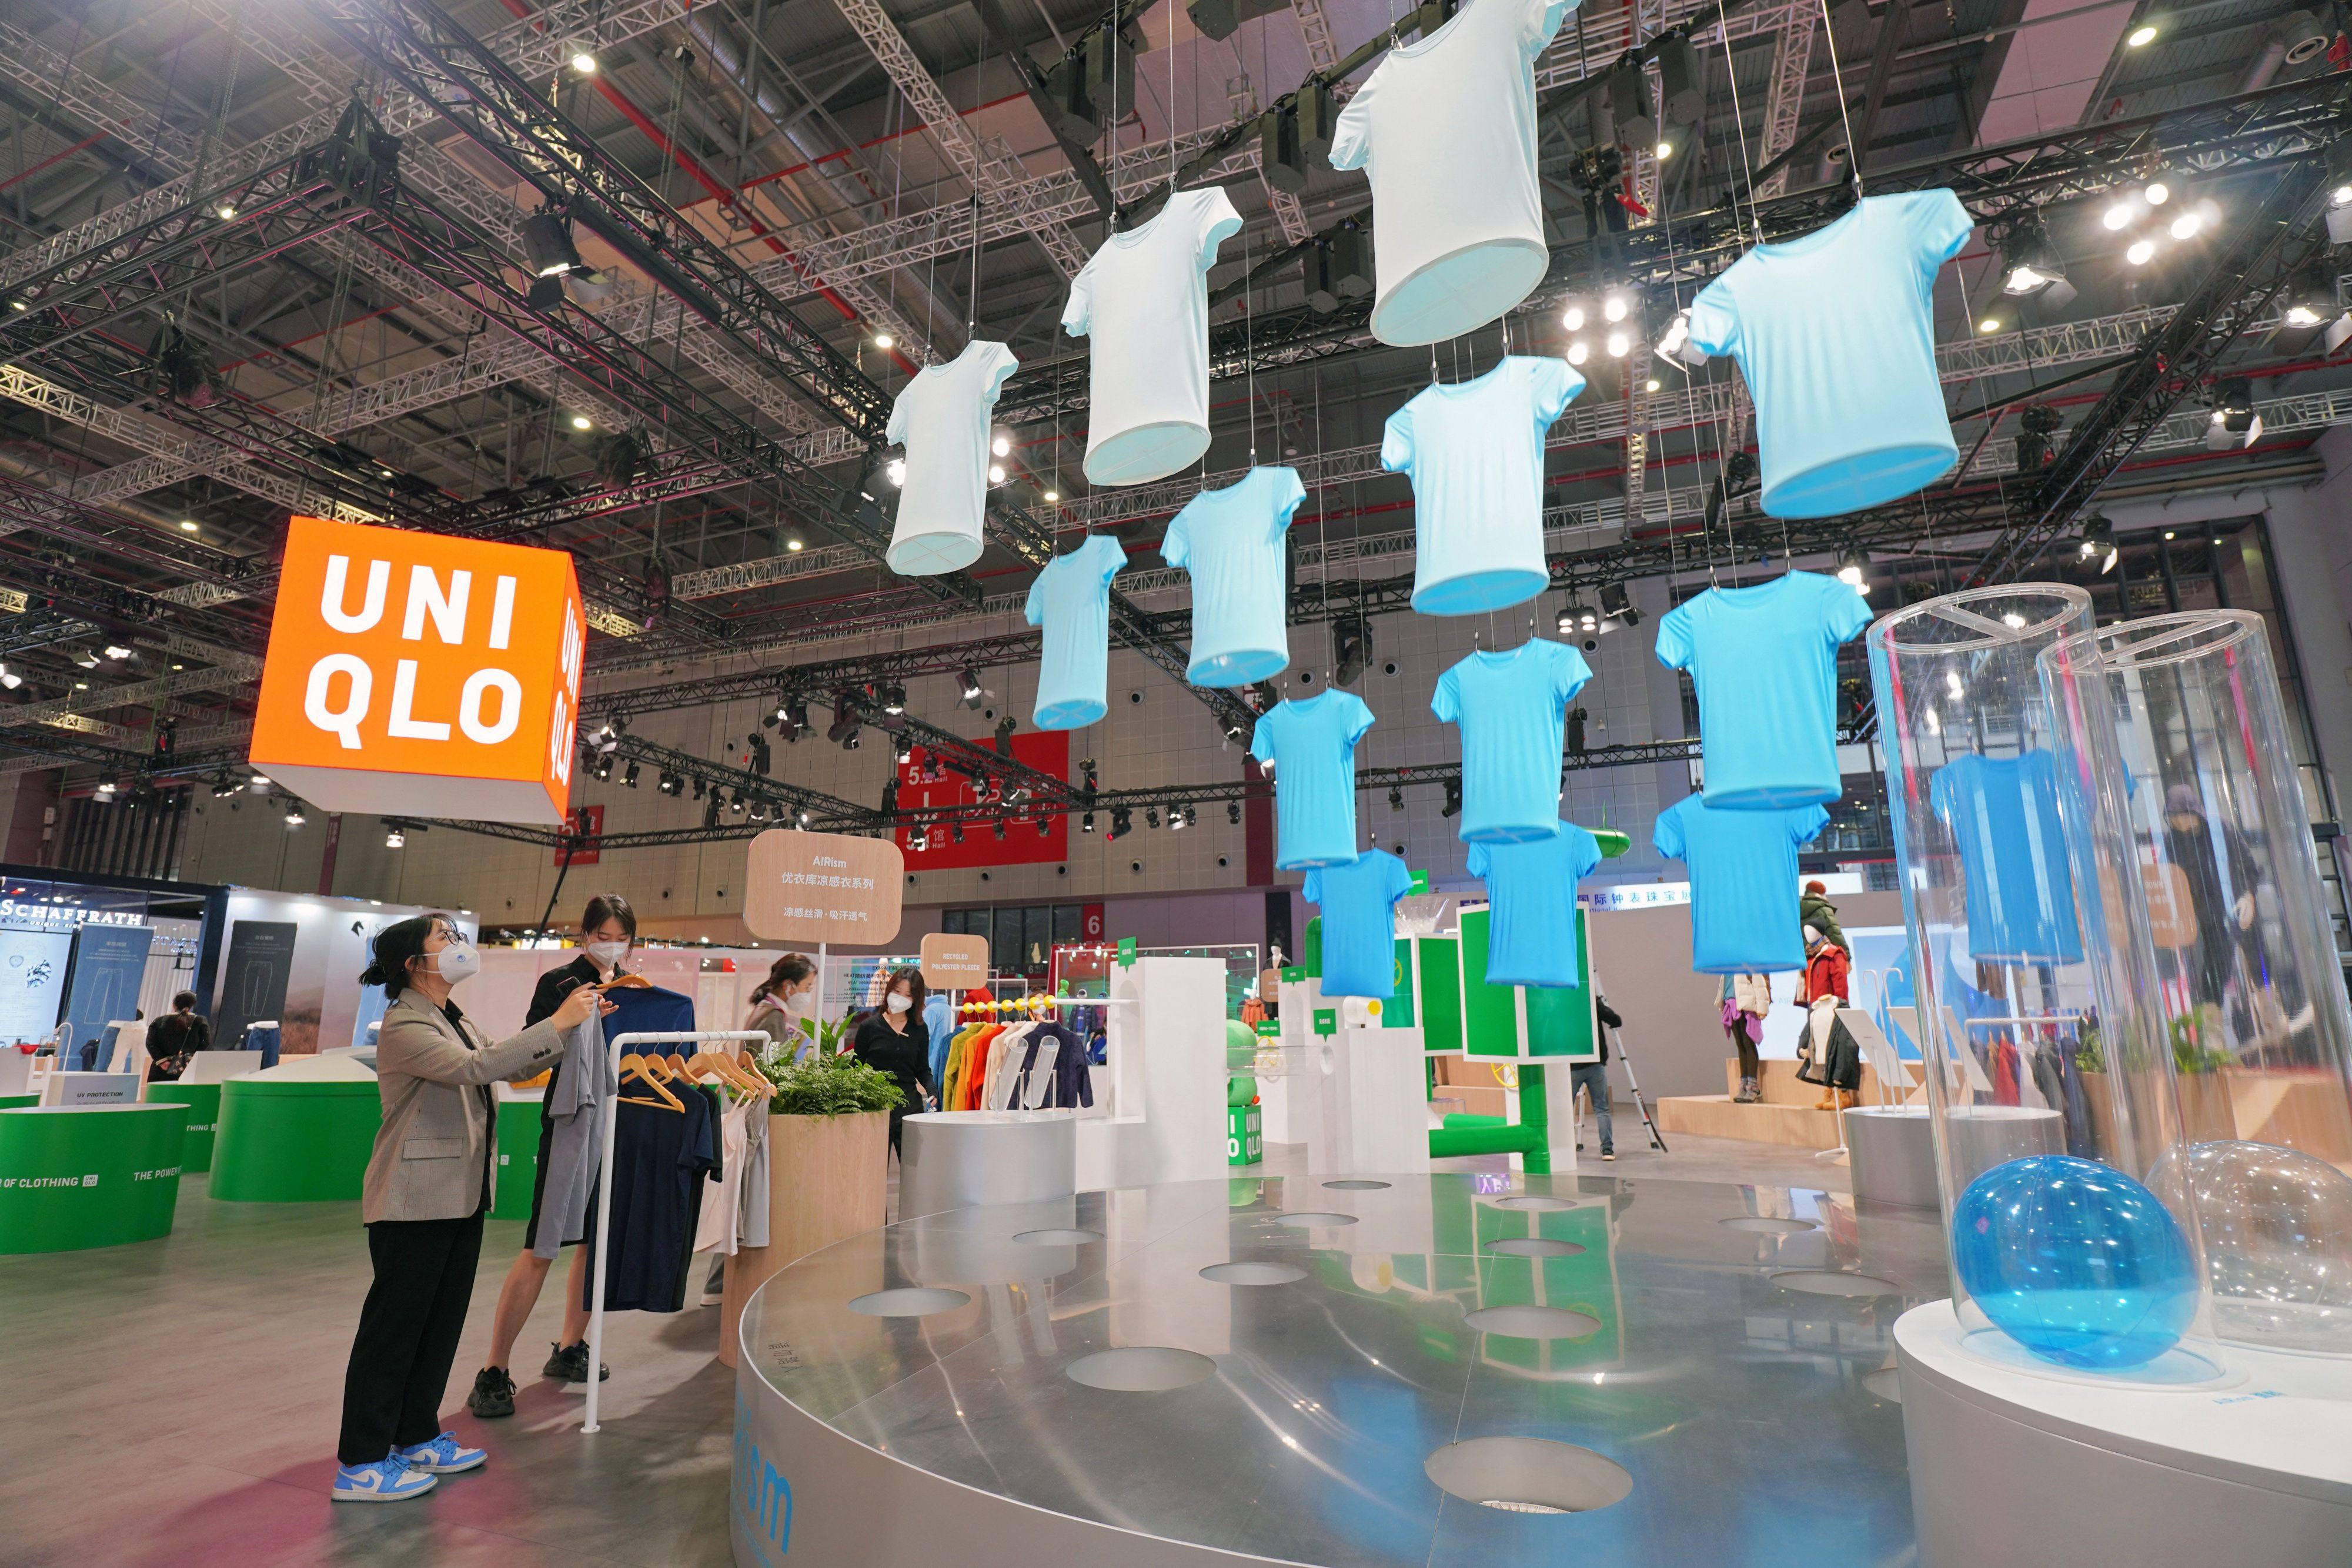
0, 1094, 37, 1110
490, 1097, 542, 1222
0, 1104, 188, 1253
211, 1079, 381, 1202
144, 1083, 222, 1174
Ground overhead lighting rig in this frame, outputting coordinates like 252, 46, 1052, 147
2206, 377, 2260, 450
2078, 514, 2119, 574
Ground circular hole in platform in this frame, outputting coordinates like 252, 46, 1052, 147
1200, 1261, 1307, 1286
1323, 1179, 1392, 1191
1462, 1304, 1602, 1339
847, 1287, 970, 1318
1720, 1216, 1819, 1235
1065, 1346, 1218, 1392
1484, 1237, 1587, 1258
1495, 1195, 1575, 1212
1771, 1269, 1900, 1298
1863, 1367, 1903, 1403
1271, 1211, 1359, 1228
1013, 1228, 1101, 1246
1425, 1437, 1632, 1514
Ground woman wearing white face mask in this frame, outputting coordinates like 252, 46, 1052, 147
469, 893, 635, 1417
744, 952, 818, 1059
333, 915, 612, 1503
851, 967, 936, 1164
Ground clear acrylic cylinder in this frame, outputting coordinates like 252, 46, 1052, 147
1869, 584, 2222, 1382
2040, 610, 2352, 1356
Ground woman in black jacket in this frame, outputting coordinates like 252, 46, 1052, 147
851, 966, 936, 1157
145, 991, 211, 1081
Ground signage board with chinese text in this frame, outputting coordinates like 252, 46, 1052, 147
742, 831, 904, 945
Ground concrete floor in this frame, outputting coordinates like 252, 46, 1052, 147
2, 1124, 1873, 1568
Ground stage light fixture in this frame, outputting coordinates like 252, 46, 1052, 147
570, 48, 598, 72
621, 761, 640, 788
590, 754, 613, 783
1043, 489, 1060, 503
2102, 196, 2138, 231
1837, 547, 1870, 593
958, 667, 985, 706
796, 808, 811, 828
2126, 22, 2156, 45
994, 817, 1009, 841
827, 693, 860, 745
1998, 216, 2071, 303
1170, 805, 1188, 830
1227, 801, 1241, 825
911, 824, 929, 852
283, 803, 306, 828
1082, 811, 1097, 833
385, 828, 406, 848
991, 433, 1012, 457
886, 457, 906, 487
1566, 340, 1589, 366
987, 463, 1007, 484
522, 210, 586, 277
1145, 805, 1161, 830
2018, 403, 2064, 472
1108, 807, 1133, 840
2125, 238, 2155, 266
1388, 787, 1404, 812
2169, 209, 2204, 240
93, 780, 116, 801
729, 789, 747, 815
2078, 514, 2117, 574
657, 771, 682, 797
1037, 817, 1052, 838
2144, 180, 2170, 205
881, 683, 906, 715
1562, 303, 1586, 331
952, 821, 966, 842
1599, 581, 1640, 628
873, 332, 894, 349
1602, 292, 1630, 323
1441, 780, 1462, 818
1333, 614, 1372, 687
0, 664, 16, 690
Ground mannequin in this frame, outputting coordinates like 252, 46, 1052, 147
1795, 924, 1858, 1110
1720, 972, 1770, 1102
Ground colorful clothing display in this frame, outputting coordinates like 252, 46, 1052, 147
1685, 189, 1974, 517
1652, 796, 1830, 972
1249, 689, 1377, 869
1024, 533, 1127, 729
1303, 848, 1415, 998
1431, 638, 1592, 842
884, 339, 1020, 575
1929, 750, 2084, 964
1329, 0, 1577, 346
1654, 571, 1872, 810
1467, 821, 1601, 988
1162, 465, 1307, 685
1381, 356, 1582, 614
1061, 186, 1244, 484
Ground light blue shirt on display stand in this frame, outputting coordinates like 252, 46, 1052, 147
1652, 796, 1830, 973
1161, 466, 1307, 686
1024, 533, 1127, 729
1249, 689, 1375, 870
1655, 570, 1872, 808
1305, 848, 1415, 999
1431, 638, 1592, 842
1930, 750, 2085, 964
1467, 821, 1602, 988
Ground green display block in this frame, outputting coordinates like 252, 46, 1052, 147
211, 1079, 382, 1203
144, 1083, 222, 1174
1226, 1104, 1263, 1166
0, 1104, 188, 1253
491, 1096, 543, 1222
0, 1094, 36, 1110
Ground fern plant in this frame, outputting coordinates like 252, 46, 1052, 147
756, 1047, 906, 1117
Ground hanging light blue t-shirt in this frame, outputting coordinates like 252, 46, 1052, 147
1163, 466, 1306, 686
1652, 795, 1828, 973
1249, 689, 1375, 870
1431, 638, 1592, 843
1466, 821, 1601, 988
1686, 189, 1973, 519
1304, 848, 1414, 998
1655, 570, 1871, 809
1382, 355, 1582, 614
1024, 533, 1127, 729
1930, 750, 2084, 964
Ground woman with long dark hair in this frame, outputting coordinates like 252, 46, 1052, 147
745, 951, 818, 1057
850, 965, 935, 1158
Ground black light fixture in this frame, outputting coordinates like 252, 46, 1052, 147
1037, 817, 1053, 838
1567, 706, 1589, 755
1081, 810, 1097, 833
1223, 716, 1251, 744
1333, 614, 1372, 687
1170, 805, 1188, 831
2274, 263, 2345, 353
1598, 580, 1641, 628
1440, 780, 1462, 818
881, 683, 906, 715
1388, 786, 1405, 812
521, 209, 586, 277
385, 826, 406, 848
2017, 403, 2064, 473
1837, 547, 1871, 594
622, 760, 642, 788
591, 753, 613, 783
150, 321, 222, 407
744, 733, 771, 775
1145, 805, 1161, 830
958, 667, 984, 706
796, 808, 812, 828
730, 788, 748, 815
283, 801, 306, 829
828, 692, 860, 745
911, 823, 929, 852
951, 821, 965, 843
1997, 215, 2074, 307
1108, 806, 1133, 840
2078, 514, 2118, 574
994, 817, 1008, 841
2206, 377, 2258, 451
1227, 801, 1242, 825
880, 778, 900, 816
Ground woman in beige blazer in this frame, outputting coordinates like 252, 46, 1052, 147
331, 914, 610, 1504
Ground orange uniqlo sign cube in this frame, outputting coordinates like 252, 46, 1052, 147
250, 516, 586, 824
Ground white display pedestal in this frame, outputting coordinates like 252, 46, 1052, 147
1896, 1299, 2352, 1566
1274, 972, 1432, 1176
899, 1110, 1077, 1220
1070, 956, 1224, 1192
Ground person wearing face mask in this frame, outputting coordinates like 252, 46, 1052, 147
468, 894, 636, 1417
744, 952, 818, 1059
332, 914, 612, 1502
851, 967, 936, 1162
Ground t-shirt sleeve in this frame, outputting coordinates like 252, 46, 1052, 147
1341, 692, 1374, 747
1270, 467, 1308, 538
1095, 535, 1126, 586
1528, 353, 1583, 428
1380, 403, 1414, 473
981, 341, 1020, 404
1023, 573, 1047, 628
1198, 188, 1244, 270
1792, 804, 1831, 845
1302, 869, 1323, 905
1653, 601, 1695, 670
1060, 267, 1093, 339
1685, 275, 1738, 359
1553, 641, 1593, 705
1465, 842, 1489, 881
1384, 853, 1415, 904
1329, 81, 1374, 172
1430, 666, 1461, 725
1822, 572, 1874, 644
1522, 0, 1575, 56
1161, 510, 1191, 571
1248, 710, 1279, 767
1906, 189, 1975, 269
1652, 802, 1686, 861
1570, 826, 1602, 880
886, 385, 911, 446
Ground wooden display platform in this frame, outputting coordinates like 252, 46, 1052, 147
1656, 1059, 1926, 1149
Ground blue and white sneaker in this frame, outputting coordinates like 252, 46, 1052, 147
330, 1456, 438, 1502
394, 1433, 487, 1475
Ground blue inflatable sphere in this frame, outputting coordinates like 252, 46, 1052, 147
1952, 1154, 2198, 1370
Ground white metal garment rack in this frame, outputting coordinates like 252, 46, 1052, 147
582, 1028, 770, 1435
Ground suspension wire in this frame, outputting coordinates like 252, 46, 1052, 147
1711, 13, 1763, 248
1653, 91, 1720, 590
1818, 0, 1866, 200
968, 8, 985, 336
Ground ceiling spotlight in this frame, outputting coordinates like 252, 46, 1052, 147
1998, 216, 2070, 302
71, 648, 99, 668
385, 828, 406, 848
93, 780, 116, 801
1108, 806, 1132, 840
1566, 340, 1589, 366
1837, 547, 1870, 593
658, 771, 683, 796
1081, 810, 1097, 833
622, 760, 642, 789
2169, 210, 2204, 240
1606, 331, 1631, 357
993, 817, 1008, 841
571, 48, 599, 72
1227, 801, 1241, 825
1043, 489, 1060, 503
214, 202, 238, 220
991, 433, 1012, 457
1977, 317, 2002, 334
2078, 514, 2118, 574
1441, 780, 1462, 819
1599, 580, 1641, 628
987, 463, 1006, 484
1388, 786, 1405, 812
1170, 805, 1188, 831
796, 808, 811, 828
0, 664, 18, 690
1602, 292, 1629, 323
1562, 304, 1586, 331
786, 536, 804, 551
2144, 180, 2170, 205
570, 414, 593, 430
881, 683, 907, 715
2102, 198, 2139, 232
178, 519, 199, 533
873, 331, 894, 349
1645, 376, 1661, 392
2126, 238, 2156, 266
729, 789, 747, 815
522, 210, 587, 277
1655, 136, 1675, 160
886, 457, 907, 487
1145, 805, 1161, 830
102, 644, 130, 660
2126, 22, 2156, 45
958, 667, 985, 706
283, 803, 306, 828
249, 772, 269, 787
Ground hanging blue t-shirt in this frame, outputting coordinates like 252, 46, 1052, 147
1652, 795, 1828, 973
1930, 750, 2084, 964
1249, 689, 1374, 870
1382, 355, 1582, 615
1024, 533, 1127, 729
1431, 638, 1592, 843
1163, 466, 1305, 686
1467, 821, 1601, 988
1303, 848, 1414, 998
1656, 570, 1870, 810
1686, 190, 1973, 518
602, 982, 698, 1051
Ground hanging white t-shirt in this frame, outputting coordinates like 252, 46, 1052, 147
1383, 355, 1582, 615
1061, 187, 1244, 486
1329, 0, 1576, 346
884, 339, 1020, 575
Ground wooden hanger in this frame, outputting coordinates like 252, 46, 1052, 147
618, 1054, 684, 1111
594, 974, 654, 991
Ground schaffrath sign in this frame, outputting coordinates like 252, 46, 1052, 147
249, 516, 586, 824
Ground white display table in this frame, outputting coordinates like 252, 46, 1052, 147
1845, 1106, 1938, 1208
898, 1109, 1077, 1221
1896, 1299, 2352, 1566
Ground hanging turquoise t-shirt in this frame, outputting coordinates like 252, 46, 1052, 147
1249, 689, 1374, 870
1655, 570, 1870, 809
1653, 795, 1828, 973
1304, 848, 1414, 998
1930, 750, 2084, 964
1431, 638, 1592, 843
1023, 533, 1127, 729
1686, 190, 1973, 518
1163, 465, 1306, 686
1467, 821, 1601, 988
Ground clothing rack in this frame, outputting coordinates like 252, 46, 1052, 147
582, 1028, 770, 1436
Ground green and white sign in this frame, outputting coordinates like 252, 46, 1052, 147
0, 1104, 187, 1253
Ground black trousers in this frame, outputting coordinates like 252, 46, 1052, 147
338, 1209, 485, 1465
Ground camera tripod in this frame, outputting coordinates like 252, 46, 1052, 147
1589, 1011, 1668, 1155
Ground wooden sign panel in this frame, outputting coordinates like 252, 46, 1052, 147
742, 830, 904, 945
920, 933, 988, 990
